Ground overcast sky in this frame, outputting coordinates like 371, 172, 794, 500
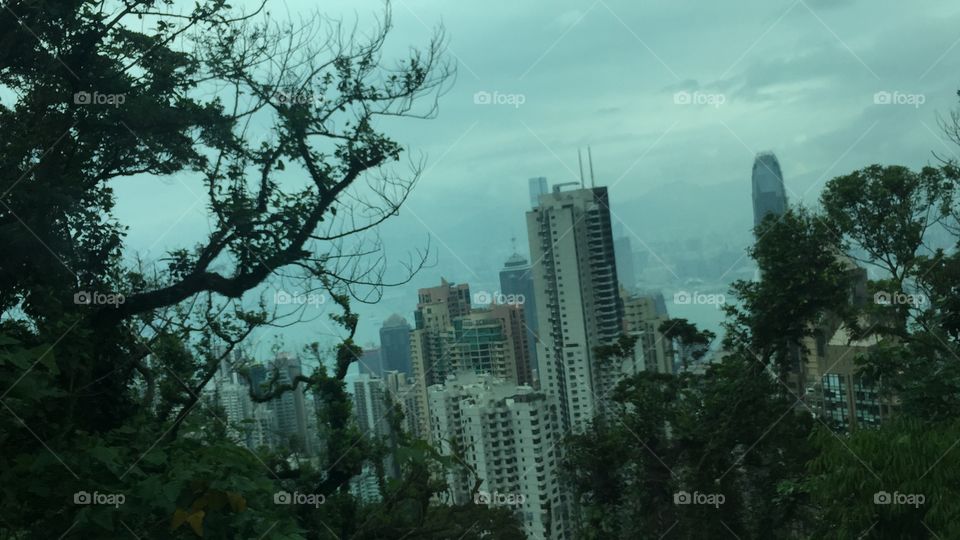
113, 0, 960, 356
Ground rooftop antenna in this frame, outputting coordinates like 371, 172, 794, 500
510, 235, 518, 254
577, 149, 585, 188
588, 146, 596, 188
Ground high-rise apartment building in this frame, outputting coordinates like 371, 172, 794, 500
499, 251, 539, 382
526, 185, 624, 433
752, 152, 788, 228
427, 372, 570, 540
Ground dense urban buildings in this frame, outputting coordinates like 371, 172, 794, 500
751, 151, 788, 228
427, 372, 570, 540
409, 279, 473, 439
526, 184, 624, 433
409, 279, 536, 439
206, 354, 319, 455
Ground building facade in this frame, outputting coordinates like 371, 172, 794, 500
428, 373, 570, 540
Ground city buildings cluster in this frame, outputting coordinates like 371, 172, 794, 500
200, 151, 894, 539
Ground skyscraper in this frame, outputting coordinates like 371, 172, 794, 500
379, 314, 412, 377
751, 151, 788, 228
499, 250, 538, 380
528, 176, 548, 208
526, 185, 624, 433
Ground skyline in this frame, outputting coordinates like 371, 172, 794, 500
103, 0, 960, 354
3, 2, 960, 537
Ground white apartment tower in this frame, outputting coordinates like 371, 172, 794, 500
526, 185, 624, 433
428, 372, 570, 540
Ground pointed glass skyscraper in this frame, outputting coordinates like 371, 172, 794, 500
751, 152, 787, 228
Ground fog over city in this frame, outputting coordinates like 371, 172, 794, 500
110, 0, 960, 355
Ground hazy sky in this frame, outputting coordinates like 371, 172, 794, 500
112, 0, 960, 355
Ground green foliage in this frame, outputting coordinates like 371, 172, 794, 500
0, 1, 521, 538
806, 419, 960, 539
726, 207, 857, 378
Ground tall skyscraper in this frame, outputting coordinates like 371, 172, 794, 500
379, 314, 412, 377
751, 151, 788, 228
526, 185, 624, 433
528, 176, 548, 208
499, 250, 539, 380
428, 372, 570, 540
